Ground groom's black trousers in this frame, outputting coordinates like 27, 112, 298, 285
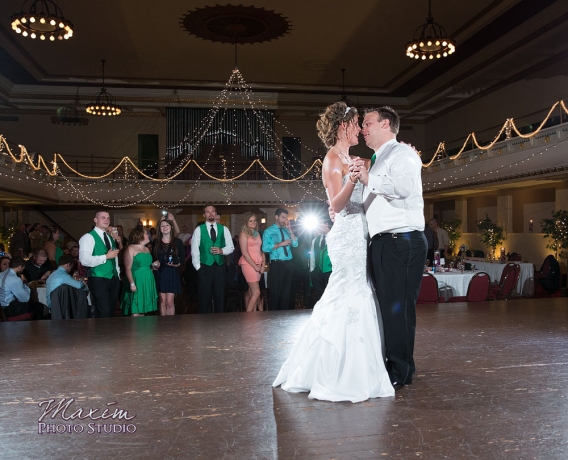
371, 231, 427, 385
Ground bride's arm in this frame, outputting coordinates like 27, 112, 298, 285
322, 153, 357, 213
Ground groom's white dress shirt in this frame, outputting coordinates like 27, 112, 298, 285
363, 139, 425, 237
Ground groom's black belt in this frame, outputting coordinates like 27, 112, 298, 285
373, 230, 421, 240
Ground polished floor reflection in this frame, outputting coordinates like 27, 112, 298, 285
1, 298, 567, 459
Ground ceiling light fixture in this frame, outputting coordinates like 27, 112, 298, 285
11, 0, 73, 41
86, 60, 121, 117
406, 0, 455, 60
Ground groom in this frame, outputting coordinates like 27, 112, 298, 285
352, 106, 427, 389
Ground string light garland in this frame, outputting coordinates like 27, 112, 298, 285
421, 100, 568, 168
11, 0, 73, 42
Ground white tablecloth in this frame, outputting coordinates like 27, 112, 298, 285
464, 260, 534, 296
433, 271, 476, 301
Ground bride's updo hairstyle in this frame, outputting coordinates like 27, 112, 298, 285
316, 101, 358, 148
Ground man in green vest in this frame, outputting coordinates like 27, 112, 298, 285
78, 210, 121, 318
191, 204, 234, 313
309, 219, 332, 305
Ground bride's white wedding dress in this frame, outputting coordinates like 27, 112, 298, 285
272, 177, 394, 402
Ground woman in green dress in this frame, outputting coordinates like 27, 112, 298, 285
121, 227, 158, 316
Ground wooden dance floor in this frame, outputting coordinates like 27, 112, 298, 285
2, 298, 568, 459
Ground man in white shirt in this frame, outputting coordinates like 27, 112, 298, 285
0, 257, 45, 320
353, 106, 428, 389
428, 218, 450, 259
78, 210, 121, 318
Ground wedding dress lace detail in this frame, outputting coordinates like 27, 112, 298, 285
273, 176, 394, 402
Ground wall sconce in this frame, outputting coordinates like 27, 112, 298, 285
528, 219, 533, 233
261, 217, 266, 224
144, 219, 153, 228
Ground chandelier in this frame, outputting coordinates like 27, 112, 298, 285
406, 0, 455, 60
86, 60, 121, 117
11, 0, 73, 41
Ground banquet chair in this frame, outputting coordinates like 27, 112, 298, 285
491, 263, 518, 289
488, 267, 518, 300
534, 254, 561, 297
417, 273, 446, 304
447, 272, 491, 302
0, 306, 34, 322
50, 284, 89, 320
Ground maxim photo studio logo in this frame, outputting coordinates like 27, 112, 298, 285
37, 398, 137, 435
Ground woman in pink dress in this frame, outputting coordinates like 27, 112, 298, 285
238, 212, 265, 312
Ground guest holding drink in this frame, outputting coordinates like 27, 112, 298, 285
152, 220, 185, 316
121, 227, 158, 317
239, 212, 265, 312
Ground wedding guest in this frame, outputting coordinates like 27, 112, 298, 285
23, 248, 52, 282
238, 212, 265, 312
262, 208, 298, 310
28, 223, 42, 250
66, 241, 80, 267
44, 226, 63, 268
116, 225, 128, 247
424, 220, 435, 265
178, 225, 192, 244
121, 227, 158, 317
191, 205, 234, 313
153, 219, 185, 316
9, 224, 29, 258
45, 255, 89, 312
78, 210, 121, 318
149, 227, 157, 242
0, 257, 44, 320
161, 211, 181, 235
309, 219, 332, 304
429, 218, 450, 259
0, 256, 10, 273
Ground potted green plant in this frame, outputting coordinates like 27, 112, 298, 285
0, 219, 18, 251
477, 215, 505, 259
540, 210, 568, 261
440, 216, 462, 256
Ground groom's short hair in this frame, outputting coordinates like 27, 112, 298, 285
364, 106, 400, 135
275, 208, 288, 217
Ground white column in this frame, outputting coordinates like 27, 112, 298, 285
497, 192, 513, 233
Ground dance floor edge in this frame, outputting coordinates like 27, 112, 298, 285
1, 298, 568, 459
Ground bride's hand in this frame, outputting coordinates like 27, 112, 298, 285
327, 201, 336, 223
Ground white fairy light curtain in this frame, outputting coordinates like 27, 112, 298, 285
166, 108, 276, 160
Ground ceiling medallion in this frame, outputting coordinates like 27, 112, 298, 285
11, 0, 73, 41
406, 0, 455, 60
180, 4, 291, 44
86, 60, 121, 117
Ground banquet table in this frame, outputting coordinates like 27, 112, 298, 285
432, 271, 476, 301
464, 259, 534, 296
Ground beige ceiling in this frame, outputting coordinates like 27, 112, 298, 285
1, 0, 567, 119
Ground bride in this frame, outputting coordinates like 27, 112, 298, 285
272, 102, 394, 402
